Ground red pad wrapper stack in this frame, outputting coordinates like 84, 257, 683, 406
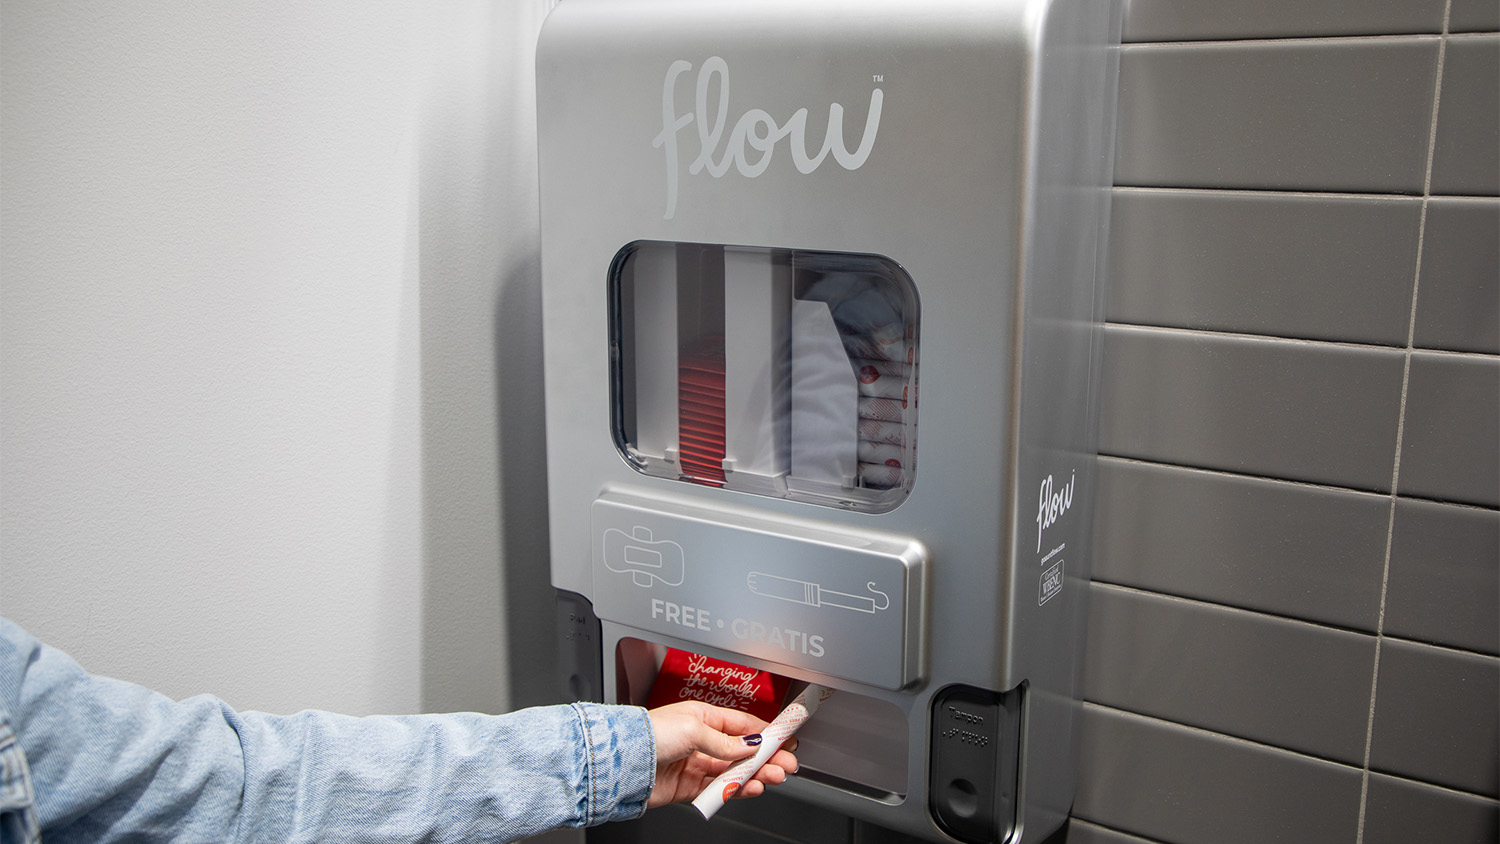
678, 336, 727, 486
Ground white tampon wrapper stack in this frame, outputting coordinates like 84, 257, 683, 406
691, 684, 835, 819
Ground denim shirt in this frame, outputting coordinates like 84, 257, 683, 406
0, 618, 655, 843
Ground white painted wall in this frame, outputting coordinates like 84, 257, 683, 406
0, 0, 554, 718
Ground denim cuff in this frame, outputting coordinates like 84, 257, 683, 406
572, 703, 655, 826
0, 714, 40, 844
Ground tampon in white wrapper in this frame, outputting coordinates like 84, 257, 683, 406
691, 684, 835, 819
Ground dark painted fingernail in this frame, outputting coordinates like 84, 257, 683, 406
743, 734, 763, 746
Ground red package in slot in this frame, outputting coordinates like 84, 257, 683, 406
678, 337, 726, 485
646, 648, 790, 721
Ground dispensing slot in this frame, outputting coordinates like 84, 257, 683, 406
614, 638, 908, 801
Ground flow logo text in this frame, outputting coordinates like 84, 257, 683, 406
652, 56, 884, 220
1036, 470, 1076, 553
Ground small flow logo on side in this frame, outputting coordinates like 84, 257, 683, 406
652, 56, 885, 220
1036, 470, 1075, 553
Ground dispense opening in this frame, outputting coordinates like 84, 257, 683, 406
615, 638, 909, 803
609, 242, 919, 513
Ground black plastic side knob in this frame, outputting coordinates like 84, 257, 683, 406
929, 684, 1023, 843
556, 590, 604, 703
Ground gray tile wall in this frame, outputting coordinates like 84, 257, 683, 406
587, 1, 1499, 843
1078, 1, 1499, 842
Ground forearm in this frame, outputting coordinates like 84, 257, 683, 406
226, 702, 656, 843
0, 619, 655, 844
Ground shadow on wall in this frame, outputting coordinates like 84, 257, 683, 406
493, 250, 560, 710
418, 0, 560, 715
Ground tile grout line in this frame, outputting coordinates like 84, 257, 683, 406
1121, 32, 1448, 49
1089, 579, 1500, 661
1068, 818, 1174, 844
1122, 30, 1499, 49
1355, 5, 1451, 843
1110, 184, 1475, 200
1079, 700, 1500, 803
1105, 318, 1500, 359
1096, 452, 1500, 512
1090, 579, 1374, 637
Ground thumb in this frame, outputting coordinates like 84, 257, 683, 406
691, 720, 762, 762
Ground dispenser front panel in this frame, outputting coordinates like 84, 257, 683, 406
591, 493, 926, 690
539, 1, 1122, 839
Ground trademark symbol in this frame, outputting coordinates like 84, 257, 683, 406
873, 74, 884, 83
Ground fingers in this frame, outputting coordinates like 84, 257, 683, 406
692, 709, 802, 766
646, 699, 805, 808
651, 701, 764, 770
736, 778, 768, 799
692, 716, 763, 762
691, 703, 772, 742
754, 749, 799, 783
732, 749, 798, 799
654, 701, 775, 762
698, 744, 799, 775
681, 702, 802, 770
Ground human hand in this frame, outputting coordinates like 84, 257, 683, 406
646, 700, 800, 809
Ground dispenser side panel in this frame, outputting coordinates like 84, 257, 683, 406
1007, 0, 1124, 841
993, 0, 1122, 675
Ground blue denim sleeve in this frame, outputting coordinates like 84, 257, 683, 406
0, 618, 655, 844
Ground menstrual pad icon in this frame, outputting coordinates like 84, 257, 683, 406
603, 526, 685, 587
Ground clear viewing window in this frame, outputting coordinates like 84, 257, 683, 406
609, 241, 919, 512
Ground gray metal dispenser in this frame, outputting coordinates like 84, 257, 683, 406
537, 1, 1120, 841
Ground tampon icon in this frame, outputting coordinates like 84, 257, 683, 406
691, 684, 835, 819
748, 572, 891, 613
